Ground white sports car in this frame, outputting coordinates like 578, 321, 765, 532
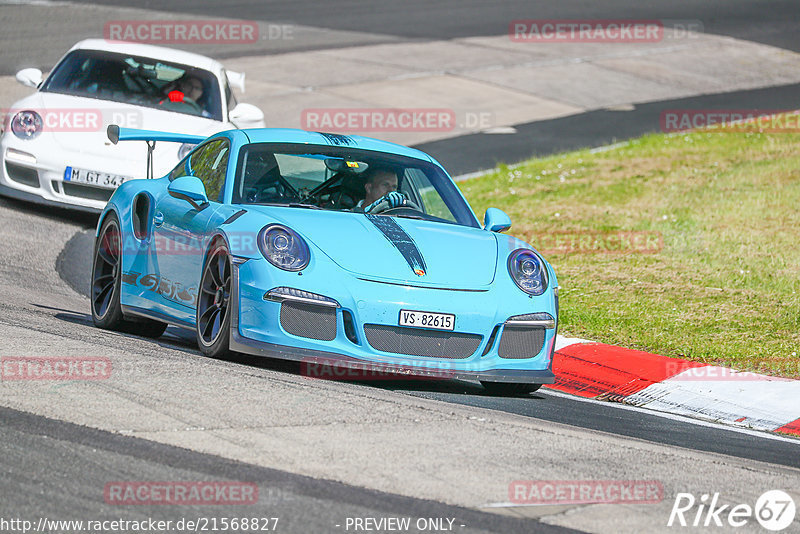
1, 39, 265, 212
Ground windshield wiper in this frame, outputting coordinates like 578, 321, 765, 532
392, 213, 427, 220
246, 202, 322, 209
287, 203, 323, 210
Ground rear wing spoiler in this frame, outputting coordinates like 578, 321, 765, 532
107, 125, 207, 179
106, 125, 206, 146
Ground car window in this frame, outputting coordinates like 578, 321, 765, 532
169, 155, 190, 181
402, 168, 457, 223
232, 143, 480, 228
273, 153, 333, 193
41, 49, 222, 121
188, 139, 229, 202
225, 79, 237, 111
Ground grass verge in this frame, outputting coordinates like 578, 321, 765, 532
461, 120, 800, 378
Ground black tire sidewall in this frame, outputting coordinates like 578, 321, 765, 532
196, 240, 232, 358
91, 213, 124, 329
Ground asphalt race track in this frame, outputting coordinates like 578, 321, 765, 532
2, 406, 574, 534
2, 2, 800, 533
55, 226, 800, 471
59, 0, 800, 53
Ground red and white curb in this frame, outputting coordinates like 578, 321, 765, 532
547, 337, 800, 437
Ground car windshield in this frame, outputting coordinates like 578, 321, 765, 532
232, 143, 480, 228
41, 49, 222, 121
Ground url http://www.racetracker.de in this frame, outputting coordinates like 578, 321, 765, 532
0, 517, 280, 533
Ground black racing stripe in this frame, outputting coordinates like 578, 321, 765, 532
365, 214, 427, 275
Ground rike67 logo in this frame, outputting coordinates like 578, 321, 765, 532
668, 490, 796, 531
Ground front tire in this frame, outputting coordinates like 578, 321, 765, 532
196, 239, 232, 358
480, 381, 542, 396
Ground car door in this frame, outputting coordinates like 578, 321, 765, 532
152, 139, 230, 321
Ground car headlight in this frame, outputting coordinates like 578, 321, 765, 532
507, 248, 548, 296
178, 143, 196, 160
258, 224, 310, 271
11, 110, 43, 140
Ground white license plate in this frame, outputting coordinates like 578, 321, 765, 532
398, 309, 455, 331
64, 166, 129, 188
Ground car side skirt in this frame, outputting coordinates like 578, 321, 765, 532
121, 304, 194, 330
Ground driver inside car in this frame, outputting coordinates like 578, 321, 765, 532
357, 166, 406, 212
159, 74, 209, 117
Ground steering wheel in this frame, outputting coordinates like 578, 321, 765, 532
368, 195, 422, 214
181, 97, 203, 113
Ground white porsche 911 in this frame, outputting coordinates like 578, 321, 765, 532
1, 39, 265, 212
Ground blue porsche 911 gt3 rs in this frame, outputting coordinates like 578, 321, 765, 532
91, 125, 558, 395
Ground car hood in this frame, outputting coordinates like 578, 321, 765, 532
7, 92, 225, 176
251, 207, 498, 288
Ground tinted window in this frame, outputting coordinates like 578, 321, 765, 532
403, 168, 457, 223
169, 156, 190, 181
225, 78, 237, 111
189, 140, 229, 202
42, 49, 222, 120
232, 143, 479, 228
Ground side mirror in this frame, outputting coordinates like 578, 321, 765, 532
168, 176, 208, 209
226, 70, 246, 92
229, 103, 265, 128
16, 68, 43, 88
484, 207, 512, 233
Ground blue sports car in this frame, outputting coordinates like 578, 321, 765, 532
91, 126, 558, 395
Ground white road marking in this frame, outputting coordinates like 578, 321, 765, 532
540, 387, 800, 444
626, 367, 800, 431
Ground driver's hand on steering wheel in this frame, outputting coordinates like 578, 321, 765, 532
365, 191, 405, 213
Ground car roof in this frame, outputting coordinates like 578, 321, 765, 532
70, 39, 223, 73
237, 129, 437, 164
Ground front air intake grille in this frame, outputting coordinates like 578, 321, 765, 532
279, 301, 337, 341
62, 182, 114, 202
363, 324, 481, 359
497, 326, 546, 359
5, 162, 39, 188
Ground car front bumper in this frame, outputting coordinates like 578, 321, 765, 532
229, 259, 558, 384
0, 133, 176, 212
